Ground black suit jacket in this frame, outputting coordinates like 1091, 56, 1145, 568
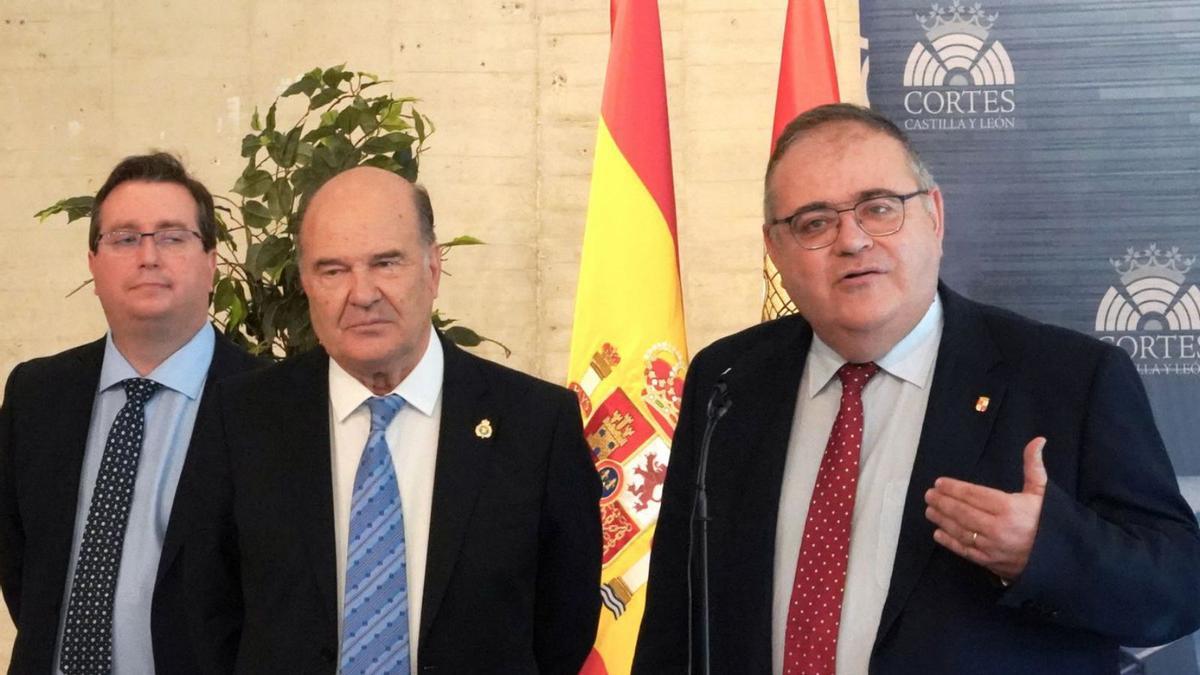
0, 330, 260, 674
633, 285, 1200, 674
184, 335, 601, 674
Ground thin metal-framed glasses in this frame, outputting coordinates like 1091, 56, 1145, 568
768, 190, 929, 250
95, 229, 203, 255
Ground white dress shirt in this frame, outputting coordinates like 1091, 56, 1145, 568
772, 296, 944, 675
329, 327, 443, 674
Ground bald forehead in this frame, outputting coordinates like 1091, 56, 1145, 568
301, 168, 417, 240
308, 166, 413, 211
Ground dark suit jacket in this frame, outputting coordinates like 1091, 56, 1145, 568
633, 285, 1200, 674
0, 330, 260, 674
184, 335, 601, 674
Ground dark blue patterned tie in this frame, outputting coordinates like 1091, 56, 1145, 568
60, 377, 160, 675
340, 394, 410, 675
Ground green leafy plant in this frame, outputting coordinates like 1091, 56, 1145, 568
38, 65, 508, 359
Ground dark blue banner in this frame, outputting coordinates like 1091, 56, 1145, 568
862, 0, 1200, 471
861, 1, 1200, 668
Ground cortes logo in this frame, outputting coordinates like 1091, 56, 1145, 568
901, 1, 1017, 131
1095, 244, 1200, 375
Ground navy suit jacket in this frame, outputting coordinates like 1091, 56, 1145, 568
0, 331, 260, 674
633, 285, 1200, 674
183, 335, 602, 674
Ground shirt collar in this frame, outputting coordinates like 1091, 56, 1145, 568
805, 294, 944, 398
329, 325, 445, 423
98, 323, 215, 400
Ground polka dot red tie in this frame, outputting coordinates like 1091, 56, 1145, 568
783, 362, 879, 675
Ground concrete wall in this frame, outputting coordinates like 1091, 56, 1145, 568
0, 0, 862, 664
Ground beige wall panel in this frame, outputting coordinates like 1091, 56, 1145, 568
0, 0, 864, 661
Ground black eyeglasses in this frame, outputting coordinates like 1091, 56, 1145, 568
768, 190, 929, 250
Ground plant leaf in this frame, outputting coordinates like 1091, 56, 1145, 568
233, 169, 273, 199
278, 127, 302, 168
281, 72, 321, 98
241, 200, 272, 229
301, 126, 336, 143
309, 87, 340, 110
35, 195, 94, 223
440, 235, 485, 248
413, 110, 426, 139
240, 133, 261, 159
441, 326, 511, 357
321, 64, 349, 88
267, 177, 294, 219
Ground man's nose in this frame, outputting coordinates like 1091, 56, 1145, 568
135, 234, 161, 265
347, 267, 381, 306
832, 209, 873, 254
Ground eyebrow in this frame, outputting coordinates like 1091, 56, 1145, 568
104, 219, 194, 232
788, 188, 909, 214
370, 249, 407, 263
311, 249, 409, 268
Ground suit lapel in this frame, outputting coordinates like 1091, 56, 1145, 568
45, 340, 106, 585
156, 332, 253, 589
715, 319, 812, 670
281, 348, 340, 625
419, 338, 490, 643
874, 286, 1008, 646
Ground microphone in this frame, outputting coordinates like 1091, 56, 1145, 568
688, 367, 732, 675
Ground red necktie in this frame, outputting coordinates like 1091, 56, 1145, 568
783, 362, 880, 675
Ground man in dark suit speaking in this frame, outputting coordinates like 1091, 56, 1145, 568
0, 153, 260, 674
633, 104, 1200, 674
185, 166, 601, 674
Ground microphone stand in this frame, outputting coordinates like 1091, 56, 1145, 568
688, 373, 731, 675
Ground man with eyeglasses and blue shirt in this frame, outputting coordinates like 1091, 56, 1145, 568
0, 153, 260, 674
635, 104, 1200, 674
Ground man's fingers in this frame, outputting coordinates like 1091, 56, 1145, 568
930, 477, 1007, 515
932, 528, 989, 565
924, 492, 987, 537
1022, 436, 1048, 496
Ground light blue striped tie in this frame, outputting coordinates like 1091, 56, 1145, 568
341, 394, 410, 675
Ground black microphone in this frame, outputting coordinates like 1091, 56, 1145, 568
688, 367, 732, 675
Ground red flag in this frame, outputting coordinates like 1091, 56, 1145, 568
772, 0, 840, 149
764, 0, 841, 320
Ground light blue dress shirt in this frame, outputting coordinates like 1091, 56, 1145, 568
53, 324, 215, 675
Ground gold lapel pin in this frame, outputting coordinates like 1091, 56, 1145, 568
475, 418, 493, 439
975, 396, 990, 413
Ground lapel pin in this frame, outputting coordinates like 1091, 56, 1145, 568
475, 418, 493, 439
975, 396, 990, 413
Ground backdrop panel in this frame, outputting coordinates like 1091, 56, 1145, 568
862, 0, 1200, 480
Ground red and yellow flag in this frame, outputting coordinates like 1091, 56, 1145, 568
763, 0, 841, 319
568, 2, 687, 673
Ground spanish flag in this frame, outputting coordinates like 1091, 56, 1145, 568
762, 0, 841, 320
568, 1, 687, 673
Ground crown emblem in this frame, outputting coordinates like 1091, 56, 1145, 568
591, 343, 621, 379
641, 342, 686, 435
1111, 244, 1195, 285
916, 1, 998, 40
